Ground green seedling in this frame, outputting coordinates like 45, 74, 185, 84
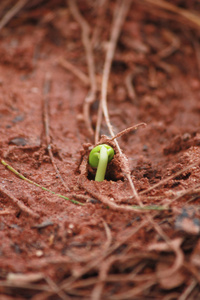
89, 144, 114, 182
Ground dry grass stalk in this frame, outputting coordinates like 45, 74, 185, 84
91, 0, 108, 48
110, 123, 146, 141
0, 0, 28, 31
59, 219, 148, 293
142, 0, 200, 28
140, 161, 200, 196
43, 73, 70, 192
0, 183, 39, 218
58, 57, 90, 86
68, 0, 97, 138
94, 0, 143, 206
125, 72, 137, 103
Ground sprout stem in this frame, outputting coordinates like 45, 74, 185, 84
95, 145, 108, 182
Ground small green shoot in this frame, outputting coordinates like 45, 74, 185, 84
89, 144, 114, 182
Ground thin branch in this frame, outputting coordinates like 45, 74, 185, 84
60, 218, 148, 292
148, 217, 184, 280
168, 183, 200, 205
90, 255, 145, 300
43, 73, 70, 192
179, 279, 197, 300
96, 0, 132, 142
157, 29, 180, 59
139, 161, 200, 196
58, 57, 90, 86
66, 220, 113, 264
102, 219, 112, 250
79, 178, 162, 213
95, 0, 142, 206
141, 0, 200, 28
0, 0, 28, 31
0, 209, 16, 215
125, 72, 137, 103
109, 123, 146, 141
68, 0, 97, 138
45, 277, 70, 300
91, 0, 108, 48
0, 183, 39, 218
90, 258, 112, 300
109, 280, 156, 300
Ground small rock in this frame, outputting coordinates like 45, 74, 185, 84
36, 250, 43, 257
12, 115, 24, 123
9, 137, 27, 146
32, 220, 54, 229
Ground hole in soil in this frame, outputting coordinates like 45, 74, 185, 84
87, 159, 124, 182
87, 170, 124, 182
111, 60, 128, 72
175, 172, 191, 180
16, 211, 21, 218
171, 181, 181, 188
182, 236, 199, 254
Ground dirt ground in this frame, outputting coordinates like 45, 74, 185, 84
0, 0, 200, 299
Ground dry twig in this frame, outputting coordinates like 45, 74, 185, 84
43, 73, 70, 192
71, 221, 112, 300
141, 0, 200, 29
58, 57, 90, 86
110, 123, 146, 141
60, 219, 148, 292
0, 0, 28, 31
157, 29, 180, 59
139, 161, 200, 196
169, 183, 200, 205
68, 0, 97, 138
66, 219, 112, 263
179, 279, 197, 300
1, 160, 82, 205
95, 0, 132, 143
94, 0, 142, 206
91, 0, 108, 48
91, 258, 114, 300
80, 179, 156, 213
125, 72, 137, 103
0, 183, 39, 218
109, 280, 156, 300
45, 277, 70, 300
0, 209, 16, 215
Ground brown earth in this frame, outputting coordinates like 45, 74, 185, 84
0, 0, 200, 299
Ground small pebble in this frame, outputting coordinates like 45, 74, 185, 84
9, 137, 27, 146
36, 250, 43, 257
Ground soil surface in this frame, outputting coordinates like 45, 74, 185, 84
0, 0, 200, 299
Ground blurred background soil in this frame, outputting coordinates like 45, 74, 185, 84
0, 0, 200, 299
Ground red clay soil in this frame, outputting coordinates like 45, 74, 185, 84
0, 0, 200, 299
